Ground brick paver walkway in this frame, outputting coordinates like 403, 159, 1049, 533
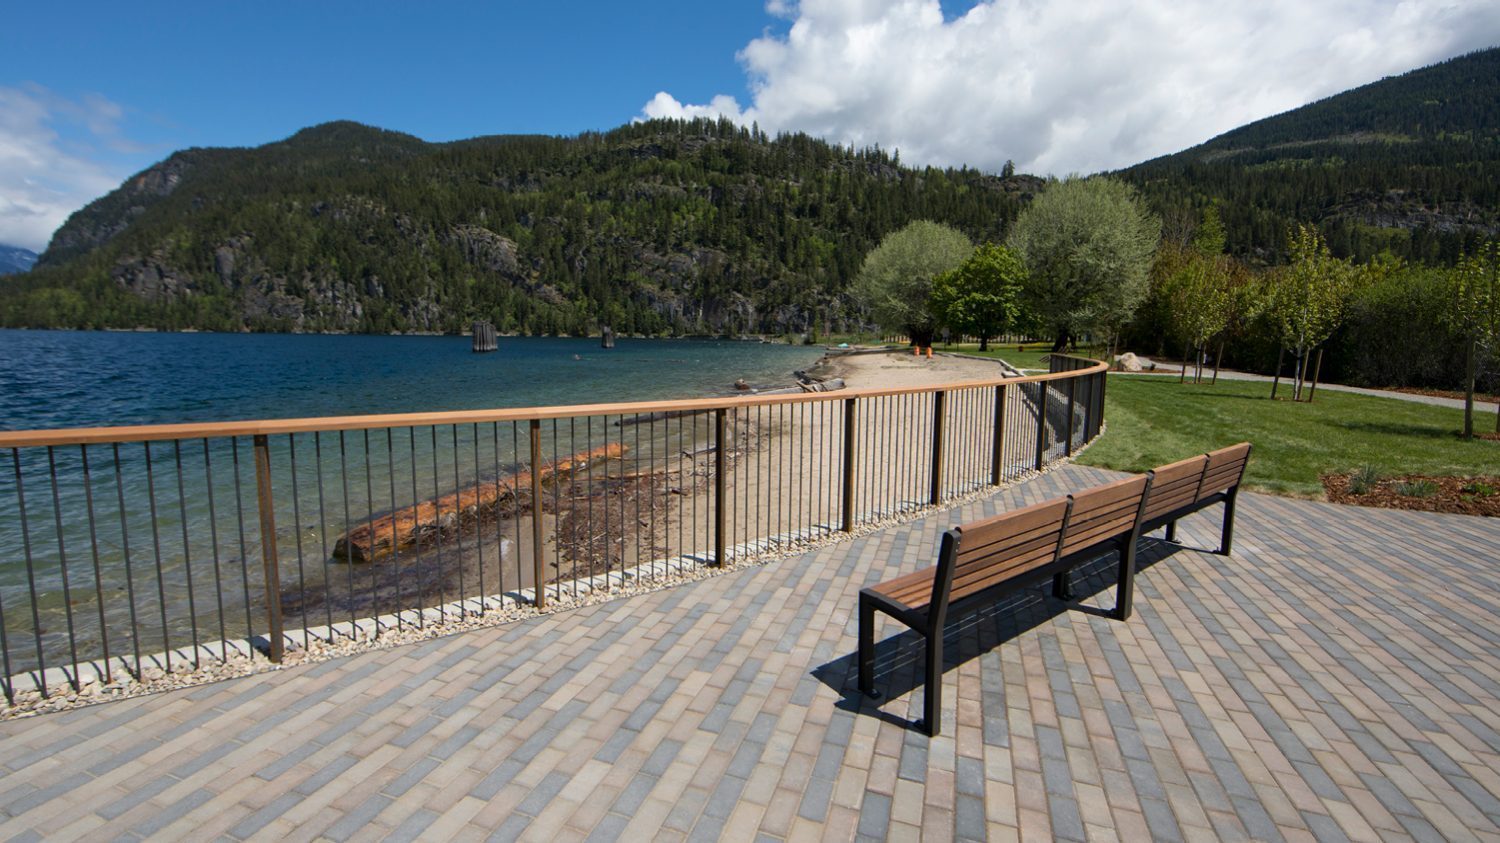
2, 465, 1498, 842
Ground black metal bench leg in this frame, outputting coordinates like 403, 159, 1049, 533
1115, 542, 1136, 621
1052, 570, 1074, 601
1164, 520, 1178, 543
858, 595, 880, 698
1218, 491, 1238, 555
921, 632, 943, 736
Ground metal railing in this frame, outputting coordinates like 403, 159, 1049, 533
0, 356, 1108, 702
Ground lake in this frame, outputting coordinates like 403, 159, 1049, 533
0, 330, 828, 431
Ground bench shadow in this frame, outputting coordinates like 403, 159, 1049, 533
812, 537, 1187, 733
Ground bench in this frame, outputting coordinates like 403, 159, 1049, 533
857, 474, 1152, 736
854, 442, 1254, 736
1140, 442, 1252, 554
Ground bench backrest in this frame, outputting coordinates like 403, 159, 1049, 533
1059, 475, 1151, 559
1142, 454, 1209, 523
939, 497, 1071, 607
1199, 442, 1252, 498
1143, 442, 1253, 520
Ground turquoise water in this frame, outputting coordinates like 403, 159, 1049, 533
0, 331, 826, 668
0, 330, 826, 431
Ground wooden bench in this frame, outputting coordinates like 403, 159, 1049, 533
1140, 442, 1252, 554
857, 474, 1152, 736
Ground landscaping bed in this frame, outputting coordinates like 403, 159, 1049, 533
1323, 472, 1500, 517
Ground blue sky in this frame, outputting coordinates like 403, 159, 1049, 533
3, 1, 1496, 252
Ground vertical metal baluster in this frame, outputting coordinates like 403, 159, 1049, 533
603, 415, 613, 579
450, 426, 466, 617
201, 440, 228, 658
528, 419, 545, 609
143, 442, 171, 674
512, 423, 523, 599
1066, 377, 1077, 456
314, 433, 334, 637
551, 420, 561, 604
80, 445, 111, 682
713, 408, 726, 566
111, 444, 141, 677
991, 386, 1006, 486
340, 432, 357, 632
385, 430, 402, 629
633, 414, 643, 578
0, 453, 14, 702
230, 438, 256, 652
579, 416, 588, 588
409, 428, 425, 629
45, 447, 81, 689
363, 430, 380, 634
472, 424, 485, 614
171, 442, 199, 669
13, 450, 48, 695
492, 423, 503, 605
429, 427, 445, 623
288, 436, 309, 649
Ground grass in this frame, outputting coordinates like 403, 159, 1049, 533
1075, 375, 1500, 497
938, 342, 1071, 371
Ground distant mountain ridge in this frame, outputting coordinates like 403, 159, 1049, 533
4, 47, 1499, 332
0, 245, 37, 276
3, 119, 1036, 333
1118, 47, 1500, 263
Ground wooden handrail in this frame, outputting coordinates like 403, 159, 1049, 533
0, 358, 1106, 448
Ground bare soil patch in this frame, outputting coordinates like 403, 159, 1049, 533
1322, 473, 1500, 517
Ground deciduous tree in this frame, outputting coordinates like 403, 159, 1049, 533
929, 243, 1026, 351
854, 220, 973, 348
1006, 177, 1160, 351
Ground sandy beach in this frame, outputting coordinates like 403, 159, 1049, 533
807, 347, 1019, 390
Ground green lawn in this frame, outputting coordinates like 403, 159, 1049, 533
1076, 375, 1500, 497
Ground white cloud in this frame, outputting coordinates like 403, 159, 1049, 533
644, 0, 1500, 175
0, 85, 135, 253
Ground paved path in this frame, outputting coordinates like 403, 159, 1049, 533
2, 465, 1499, 842
1114, 368, 1498, 413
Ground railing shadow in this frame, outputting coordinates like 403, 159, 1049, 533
811, 537, 1186, 733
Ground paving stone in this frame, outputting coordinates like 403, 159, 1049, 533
0, 466, 1497, 842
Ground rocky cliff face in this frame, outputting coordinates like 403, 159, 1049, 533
42, 154, 199, 265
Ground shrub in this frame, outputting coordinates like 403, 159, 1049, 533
1393, 479, 1438, 498
1347, 465, 1382, 495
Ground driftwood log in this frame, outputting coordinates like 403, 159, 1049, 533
332, 442, 626, 563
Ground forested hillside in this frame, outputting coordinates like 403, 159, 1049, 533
1119, 47, 1500, 264
0, 119, 1038, 334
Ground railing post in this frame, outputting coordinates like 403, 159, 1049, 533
1097, 370, 1108, 438
529, 419, 546, 609
990, 384, 1006, 485
930, 391, 946, 505
841, 398, 857, 532
714, 408, 726, 567
1065, 376, 1077, 456
252, 435, 284, 663
1034, 382, 1048, 471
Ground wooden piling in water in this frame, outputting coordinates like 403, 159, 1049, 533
472, 321, 497, 353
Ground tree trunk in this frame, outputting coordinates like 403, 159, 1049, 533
1212, 340, 1224, 385
909, 325, 936, 351
1307, 348, 1324, 402
1293, 350, 1307, 402
978, 335, 989, 352
1180, 341, 1190, 383
1271, 345, 1285, 399
1051, 330, 1071, 353
1463, 336, 1477, 439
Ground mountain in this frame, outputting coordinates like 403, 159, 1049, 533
0, 245, 37, 275
1, 119, 1039, 334
1117, 47, 1500, 264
